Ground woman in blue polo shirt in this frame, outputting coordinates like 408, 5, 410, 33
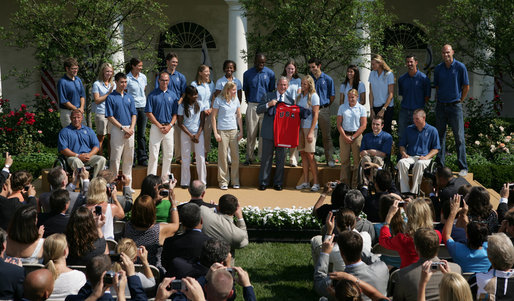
191, 65, 215, 161
339, 65, 366, 105
211, 82, 243, 190
177, 86, 207, 187
337, 89, 367, 188
369, 54, 394, 133
92, 62, 115, 156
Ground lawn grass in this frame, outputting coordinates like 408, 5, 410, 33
234, 242, 318, 300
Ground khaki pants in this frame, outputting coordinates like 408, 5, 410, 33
360, 155, 385, 185
110, 126, 134, 187
203, 115, 213, 155
217, 129, 240, 186
66, 155, 106, 178
147, 124, 174, 182
339, 134, 362, 188
318, 106, 334, 161
245, 102, 263, 162
397, 156, 431, 194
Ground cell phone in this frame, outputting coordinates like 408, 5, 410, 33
226, 268, 235, 276
398, 201, 406, 207
103, 271, 116, 284
95, 205, 102, 216
77, 167, 83, 174
24, 185, 30, 191
169, 173, 175, 182
509, 183, 514, 189
109, 253, 121, 262
159, 189, 169, 197
431, 261, 444, 270
331, 209, 339, 214
330, 182, 337, 188
167, 279, 184, 291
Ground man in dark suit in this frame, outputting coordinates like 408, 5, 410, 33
38, 189, 70, 238
38, 166, 88, 214
256, 76, 294, 191
177, 180, 217, 210
162, 203, 211, 275
0, 229, 25, 300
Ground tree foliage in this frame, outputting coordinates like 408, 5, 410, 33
241, 0, 402, 75
416, 0, 514, 88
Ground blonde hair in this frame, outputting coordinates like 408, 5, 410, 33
297, 76, 316, 107
221, 82, 237, 103
195, 64, 211, 85
439, 272, 473, 301
97, 63, 114, 84
347, 89, 359, 97
371, 54, 392, 73
43, 234, 68, 280
113, 238, 138, 272
86, 177, 108, 205
405, 198, 433, 236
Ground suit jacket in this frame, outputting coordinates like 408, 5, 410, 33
200, 206, 248, 250
393, 256, 462, 301
256, 91, 294, 140
177, 198, 217, 210
0, 258, 25, 300
38, 213, 69, 238
161, 229, 211, 275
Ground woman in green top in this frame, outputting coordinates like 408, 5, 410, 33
139, 174, 176, 223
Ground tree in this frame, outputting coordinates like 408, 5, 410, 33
0, 0, 170, 122
416, 0, 514, 89
240, 0, 402, 75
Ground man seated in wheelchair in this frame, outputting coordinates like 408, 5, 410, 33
57, 109, 106, 178
397, 109, 440, 195
359, 116, 393, 186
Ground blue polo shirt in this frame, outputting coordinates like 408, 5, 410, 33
360, 131, 393, 155
191, 81, 215, 108
92, 80, 116, 115
127, 72, 147, 108
215, 76, 242, 91
243, 67, 275, 103
57, 75, 85, 109
310, 72, 335, 106
368, 70, 394, 107
434, 59, 469, 103
145, 88, 178, 124
398, 70, 431, 110
58, 124, 99, 153
213, 96, 240, 130
156, 70, 187, 102
400, 123, 441, 156
105, 91, 137, 126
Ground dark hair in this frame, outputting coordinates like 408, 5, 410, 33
337, 230, 363, 263
505, 210, 514, 226
331, 183, 350, 207
183, 85, 200, 118
11, 171, 32, 191
457, 184, 472, 198
222, 60, 237, 71
375, 170, 392, 192
254, 53, 265, 61
281, 59, 299, 79
66, 206, 99, 257
165, 52, 179, 61
467, 186, 492, 220
114, 72, 127, 82
372, 115, 384, 124
414, 228, 440, 258
86, 255, 111, 286
48, 166, 66, 189
218, 194, 238, 215
139, 174, 162, 200
8, 205, 38, 244
179, 203, 201, 229
467, 221, 489, 250
405, 54, 418, 61
131, 195, 156, 229
343, 65, 360, 90
436, 167, 453, 181
63, 57, 78, 69
0, 228, 6, 253
379, 194, 404, 235
49, 189, 70, 214
199, 239, 230, 267
336, 208, 356, 231
125, 57, 142, 74
308, 58, 322, 66
344, 190, 365, 216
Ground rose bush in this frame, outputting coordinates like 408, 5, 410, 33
0, 98, 43, 154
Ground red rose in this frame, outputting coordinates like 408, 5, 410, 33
35, 93, 40, 97
464, 121, 470, 128
21, 104, 27, 109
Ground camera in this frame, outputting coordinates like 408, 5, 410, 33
167, 279, 185, 291
103, 271, 117, 284
169, 173, 175, 182
431, 261, 444, 270
95, 205, 102, 216
398, 201, 406, 207
117, 174, 122, 181
77, 167, 83, 174
109, 253, 121, 262
330, 182, 337, 188
159, 189, 169, 197
226, 268, 235, 276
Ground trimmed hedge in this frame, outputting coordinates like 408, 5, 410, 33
471, 163, 514, 191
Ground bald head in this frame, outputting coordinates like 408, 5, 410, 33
205, 269, 233, 301
23, 269, 54, 301
189, 180, 206, 198
442, 44, 455, 65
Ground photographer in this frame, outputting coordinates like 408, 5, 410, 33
98, 170, 134, 213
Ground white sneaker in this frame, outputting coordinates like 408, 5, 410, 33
328, 160, 335, 167
296, 182, 310, 190
459, 169, 468, 177
220, 185, 228, 190
233, 185, 240, 189
311, 184, 320, 192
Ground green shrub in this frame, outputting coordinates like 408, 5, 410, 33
0, 151, 56, 178
470, 163, 514, 191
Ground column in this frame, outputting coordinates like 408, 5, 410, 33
111, 18, 125, 73
355, 23, 371, 115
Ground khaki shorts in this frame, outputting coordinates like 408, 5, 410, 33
298, 128, 317, 153
95, 114, 111, 135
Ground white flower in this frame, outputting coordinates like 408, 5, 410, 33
391, 120, 397, 126
489, 124, 494, 129
475, 141, 480, 146
505, 136, 511, 143
500, 126, 505, 132
479, 133, 484, 138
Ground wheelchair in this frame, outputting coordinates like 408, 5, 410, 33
356, 155, 394, 188
393, 157, 440, 196
52, 153, 92, 175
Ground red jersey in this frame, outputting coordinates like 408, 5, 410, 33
273, 102, 301, 148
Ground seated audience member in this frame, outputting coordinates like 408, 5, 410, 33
434, 198, 467, 244
125, 194, 179, 269
23, 269, 55, 301
9, 170, 37, 203
66, 206, 107, 266
37, 189, 70, 238
419, 264, 472, 301
0, 228, 25, 300
313, 182, 350, 224
113, 238, 156, 293
98, 169, 133, 213
469, 233, 514, 300
39, 166, 88, 214
466, 186, 499, 233
361, 169, 396, 222
5, 205, 44, 265
430, 166, 468, 221
499, 209, 514, 244
58, 109, 106, 178
380, 198, 441, 268
344, 189, 376, 244
162, 203, 211, 274
332, 276, 390, 301
86, 177, 125, 240
204, 264, 256, 301
394, 228, 461, 301
154, 276, 206, 301
498, 183, 512, 222
177, 180, 217, 210
43, 234, 86, 299
139, 174, 176, 223
442, 195, 490, 273
315, 230, 388, 301
65, 254, 146, 301
201, 194, 248, 252
397, 109, 440, 195
359, 116, 393, 186
373, 193, 405, 268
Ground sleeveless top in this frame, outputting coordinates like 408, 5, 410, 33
102, 204, 114, 240
5, 238, 44, 265
125, 222, 161, 268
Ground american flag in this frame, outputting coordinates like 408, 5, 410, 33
41, 69, 57, 101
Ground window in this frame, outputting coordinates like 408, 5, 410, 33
163, 22, 216, 49
384, 23, 427, 50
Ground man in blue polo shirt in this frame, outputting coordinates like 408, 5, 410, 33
146, 72, 178, 182
58, 109, 106, 178
398, 55, 431, 144
397, 109, 440, 194
434, 44, 469, 177
243, 53, 276, 165
57, 57, 85, 128
359, 116, 392, 186
308, 58, 336, 167
106, 73, 137, 188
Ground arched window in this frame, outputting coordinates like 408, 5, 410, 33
162, 22, 216, 49
384, 23, 427, 50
